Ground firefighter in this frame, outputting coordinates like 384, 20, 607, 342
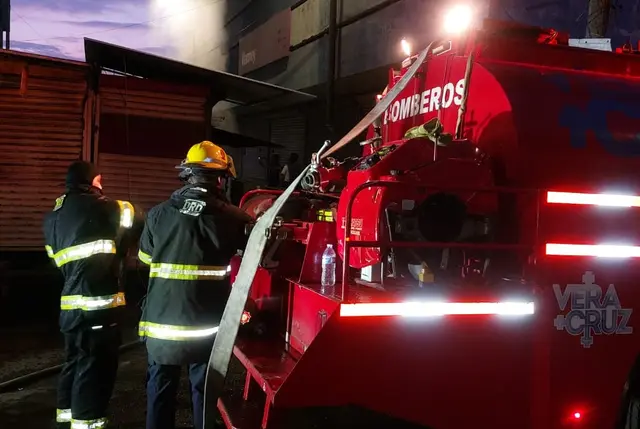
138, 141, 251, 429
43, 160, 141, 429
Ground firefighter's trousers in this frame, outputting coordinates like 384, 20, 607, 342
146, 357, 207, 429
56, 325, 121, 428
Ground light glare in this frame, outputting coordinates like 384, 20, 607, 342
400, 38, 412, 57
443, 5, 473, 34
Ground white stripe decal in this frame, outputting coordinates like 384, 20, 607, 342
340, 301, 535, 317
546, 243, 640, 258
547, 191, 640, 207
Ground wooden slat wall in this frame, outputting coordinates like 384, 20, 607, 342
98, 153, 182, 214
0, 61, 89, 250
100, 86, 206, 122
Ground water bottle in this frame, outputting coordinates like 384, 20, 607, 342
321, 244, 336, 288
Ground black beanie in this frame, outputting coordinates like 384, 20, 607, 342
66, 161, 99, 188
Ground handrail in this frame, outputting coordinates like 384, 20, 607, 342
341, 180, 542, 301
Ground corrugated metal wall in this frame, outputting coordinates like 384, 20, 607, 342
98, 153, 181, 214
96, 76, 209, 215
0, 59, 89, 250
100, 85, 206, 122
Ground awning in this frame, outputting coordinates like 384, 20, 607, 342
83, 38, 316, 107
210, 127, 283, 148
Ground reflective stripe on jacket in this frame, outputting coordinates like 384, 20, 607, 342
138, 185, 250, 365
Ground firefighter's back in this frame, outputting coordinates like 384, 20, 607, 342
43, 187, 122, 332
139, 185, 250, 365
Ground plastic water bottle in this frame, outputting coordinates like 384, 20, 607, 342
321, 244, 336, 288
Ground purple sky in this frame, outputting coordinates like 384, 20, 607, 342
10, 0, 169, 60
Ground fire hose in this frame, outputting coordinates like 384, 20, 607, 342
202, 39, 444, 429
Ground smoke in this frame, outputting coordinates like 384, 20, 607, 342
150, 0, 228, 70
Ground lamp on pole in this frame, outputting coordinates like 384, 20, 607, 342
0, 0, 9, 49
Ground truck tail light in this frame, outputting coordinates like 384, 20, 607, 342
546, 243, 640, 258
340, 301, 535, 317
547, 191, 640, 207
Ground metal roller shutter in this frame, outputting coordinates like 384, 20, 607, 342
268, 114, 306, 165
0, 61, 89, 250
98, 153, 182, 214
241, 147, 266, 186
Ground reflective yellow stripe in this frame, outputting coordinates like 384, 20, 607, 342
54, 194, 66, 211
51, 240, 116, 267
138, 250, 152, 265
56, 409, 71, 423
45, 245, 54, 258
61, 292, 126, 311
149, 263, 228, 280
138, 321, 219, 341
71, 417, 107, 429
117, 200, 134, 228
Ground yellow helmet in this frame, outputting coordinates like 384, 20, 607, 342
180, 141, 236, 178
227, 154, 237, 178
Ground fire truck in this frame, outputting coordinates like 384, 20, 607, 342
213, 6, 640, 429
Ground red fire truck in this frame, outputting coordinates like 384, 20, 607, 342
214, 6, 640, 429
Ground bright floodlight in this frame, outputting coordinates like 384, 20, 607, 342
443, 5, 473, 34
400, 38, 412, 57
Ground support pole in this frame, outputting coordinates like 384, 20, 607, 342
326, 0, 337, 135
587, 0, 611, 38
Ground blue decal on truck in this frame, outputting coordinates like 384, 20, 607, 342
553, 271, 633, 348
547, 74, 640, 157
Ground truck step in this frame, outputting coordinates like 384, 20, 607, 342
233, 338, 300, 401
217, 395, 263, 429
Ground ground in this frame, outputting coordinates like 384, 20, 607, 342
0, 344, 206, 429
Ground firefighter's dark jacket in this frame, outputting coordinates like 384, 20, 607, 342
43, 185, 144, 333
138, 184, 251, 365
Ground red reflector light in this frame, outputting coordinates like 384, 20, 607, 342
240, 311, 251, 325
339, 301, 535, 317
573, 411, 582, 419
546, 243, 640, 258
547, 191, 640, 207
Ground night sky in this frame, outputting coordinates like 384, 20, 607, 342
9, 0, 640, 63
9, 0, 169, 60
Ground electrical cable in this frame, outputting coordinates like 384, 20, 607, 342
13, 11, 43, 39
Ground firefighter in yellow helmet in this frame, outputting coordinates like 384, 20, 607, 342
138, 141, 251, 429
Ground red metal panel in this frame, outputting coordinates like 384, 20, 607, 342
288, 282, 339, 354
